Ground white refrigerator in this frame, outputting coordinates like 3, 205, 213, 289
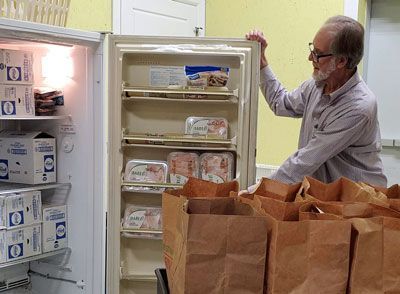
0, 18, 260, 294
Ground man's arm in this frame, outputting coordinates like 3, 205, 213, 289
246, 30, 308, 118
260, 66, 309, 117
271, 111, 371, 183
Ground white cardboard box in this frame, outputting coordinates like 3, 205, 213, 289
0, 224, 42, 263
0, 49, 34, 84
0, 85, 34, 117
0, 191, 42, 228
0, 131, 56, 184
42, 204, 67, 253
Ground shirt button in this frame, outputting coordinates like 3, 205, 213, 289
313, 117, 317, 121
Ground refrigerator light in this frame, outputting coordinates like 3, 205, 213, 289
42, 51, 73, 87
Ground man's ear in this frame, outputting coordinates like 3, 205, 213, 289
336, 55, 348, 69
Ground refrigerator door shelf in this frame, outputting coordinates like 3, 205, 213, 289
122, 142, 235, 151
120, 229, 163, 241
123, 85, 238, 99
123, 133, 235, 147
121, 181, 183, 189
122, 94, 238, 104
120, 272, 157, 283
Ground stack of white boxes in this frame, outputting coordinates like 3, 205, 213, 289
0, 191, 42, 263
0, 49, 34, 117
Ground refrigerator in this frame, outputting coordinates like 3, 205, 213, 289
0, 18, 260, 294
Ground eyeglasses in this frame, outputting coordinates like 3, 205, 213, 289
308, 42, 333, 63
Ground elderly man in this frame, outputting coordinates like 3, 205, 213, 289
246, 15, 387, 187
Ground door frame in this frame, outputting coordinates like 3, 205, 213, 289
112, 0, 206, 36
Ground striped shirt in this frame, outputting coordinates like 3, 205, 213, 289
260, 66, 387, 186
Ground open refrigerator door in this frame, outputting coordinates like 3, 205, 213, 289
0, 18, 105, 294
107, 35, 260, 294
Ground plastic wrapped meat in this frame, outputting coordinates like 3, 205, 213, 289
124, 159, 168, 193
200, 152, 234, 183
185, 117, 228, 139
122, 205, 162, 239
123, 205, 162, 230
167, 152, 199, 184
124, 159, 168, 183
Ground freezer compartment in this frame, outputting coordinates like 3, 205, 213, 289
121, 53, 241, 90
122, 99, 238, 140
0, 29, 102, 294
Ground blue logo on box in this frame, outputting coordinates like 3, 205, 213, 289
1, 101, 16, 115
9, 211, 24, 227
8, 243, 23, 259
56, 221, 66, 240
44, 155, 54, 172
7, 66, 22, 81
0, 159, 9, 180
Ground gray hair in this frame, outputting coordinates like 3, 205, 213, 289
324, 15, 364, 69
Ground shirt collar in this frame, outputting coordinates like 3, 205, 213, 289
316, 69, 361, 103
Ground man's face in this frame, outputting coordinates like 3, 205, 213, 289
309, 26, 337, 82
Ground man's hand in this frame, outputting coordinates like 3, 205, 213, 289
238, 180, 261, 196
246, 30, 269, 69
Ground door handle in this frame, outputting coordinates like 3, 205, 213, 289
194, 26, 203, 37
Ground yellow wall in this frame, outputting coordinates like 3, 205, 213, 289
206, 0, 343, 166
66, 0, 112, 31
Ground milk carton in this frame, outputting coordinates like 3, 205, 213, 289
0, 85, 34, 117
42, 204, 67, 253
0, 224, 42, 263
0, 191, 42, 228
0, 131, 56, 184
0, 49, 34, 84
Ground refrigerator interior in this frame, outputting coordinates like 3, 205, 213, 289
0, 23, 104, 294
108, 36, 259, 294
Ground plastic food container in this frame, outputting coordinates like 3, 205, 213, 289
200, 152, 234, 183
167, 152, 199, 184
185, 117, 228, 139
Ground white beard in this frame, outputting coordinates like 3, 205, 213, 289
312, 59, 336, 82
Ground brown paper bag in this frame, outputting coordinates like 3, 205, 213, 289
162, 178, 239, 288
170, 197, 268, 294
255, 195, 305, 221
250, 196, 351, 294
296, 176, 389, 207
240, 177, 301, 202
367, 183, 400, 212
299, 201, 400, 293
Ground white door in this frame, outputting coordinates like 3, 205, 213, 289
114, 0, 205, 37
364, 0, 400, 185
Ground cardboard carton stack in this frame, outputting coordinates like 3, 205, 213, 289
0, 191, 68, 264
0, 191, 42, 263
0, 49, 34, 117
